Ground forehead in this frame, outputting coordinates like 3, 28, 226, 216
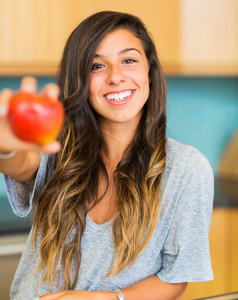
95, 29, 145, 55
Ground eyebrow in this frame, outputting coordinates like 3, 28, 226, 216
119, 47, 142, 55
94, 47, 142, 58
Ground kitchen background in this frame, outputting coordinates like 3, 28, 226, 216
0, 0, 238, 299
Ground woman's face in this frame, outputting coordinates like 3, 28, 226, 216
88, 29, 150, 128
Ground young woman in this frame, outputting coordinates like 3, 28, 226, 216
0, 11, 214, 300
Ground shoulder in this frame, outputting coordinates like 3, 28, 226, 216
165, 138, 213, 178
162, 138, 214, 209
160, 139, 214, 235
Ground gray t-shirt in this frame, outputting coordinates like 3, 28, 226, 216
4, 138, 214, 300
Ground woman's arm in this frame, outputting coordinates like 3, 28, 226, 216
0, 150, 41, 182
38, 276, 187, 300
121, 275, 187, 300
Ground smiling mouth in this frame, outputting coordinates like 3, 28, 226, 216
104, 90, 135, 101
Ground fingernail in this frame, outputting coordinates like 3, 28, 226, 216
0, 105, 7, 116
23, 84, 35, 93
21, 77, 37, 93
46, 87, 59, 100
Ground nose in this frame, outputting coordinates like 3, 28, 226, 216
106, 65, 126, 85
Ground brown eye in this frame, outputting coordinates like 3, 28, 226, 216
123, 58, 137, 64
91, 63, 105, 71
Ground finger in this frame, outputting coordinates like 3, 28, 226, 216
39, 140, 62, 154
20, 76, 37, 94
43, 83, 60, 100
0, 88, 13, 117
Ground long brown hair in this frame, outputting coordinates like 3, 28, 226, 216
32, 11, 167, 289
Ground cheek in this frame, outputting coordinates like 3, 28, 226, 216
88, 74, 105, 103
88, 77, 103, 113
132, 66, 150, 88
139, 74, 150, 103
138, 73, 150, 95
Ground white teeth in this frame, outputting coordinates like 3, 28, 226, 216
106, 90, 133, 101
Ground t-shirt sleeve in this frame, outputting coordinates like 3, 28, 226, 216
157, 149, 214, 283
4, 153, 51, 217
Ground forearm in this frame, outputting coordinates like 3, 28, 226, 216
0, 150, 40, 182
97, 276, 187, 300
117, 276, 187, 300
38, 276, 187, 300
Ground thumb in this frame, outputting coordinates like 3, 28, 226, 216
39, 140, 62, 154
0, 88, 13, 117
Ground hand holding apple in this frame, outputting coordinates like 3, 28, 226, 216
8, 90, 64, 145
0, 77, 63, 154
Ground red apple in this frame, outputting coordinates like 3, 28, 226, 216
8, 91, 65, 145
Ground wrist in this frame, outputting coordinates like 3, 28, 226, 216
113, 290, 125, 300
0, 151, 16, 159
96, 291, 118, 300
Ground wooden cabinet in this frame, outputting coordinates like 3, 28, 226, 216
0, 0, 177, 76
0, 0, 88, 75
178, 0, 238, 76
230, 209, 238, 291
0, 0, 237, 76
183, 208, 238, 300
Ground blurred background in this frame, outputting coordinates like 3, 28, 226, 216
0, 0, 238, 299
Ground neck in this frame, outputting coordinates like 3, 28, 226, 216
99, 120, 139, 165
